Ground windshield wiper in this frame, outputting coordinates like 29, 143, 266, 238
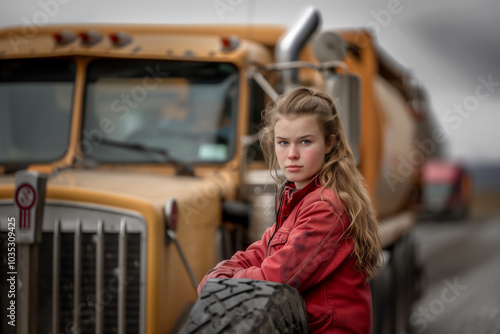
101, 138, 169, 158
100, 138, 194, 176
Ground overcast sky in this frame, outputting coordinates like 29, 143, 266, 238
1, 0, 499, 165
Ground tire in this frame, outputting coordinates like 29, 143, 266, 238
184, 278, 309, 334
370, 261, 395, 334
392, 234, 416, 333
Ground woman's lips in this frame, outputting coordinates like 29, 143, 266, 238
286, 165, 302, 172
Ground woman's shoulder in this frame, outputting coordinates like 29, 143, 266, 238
301, 185, 345, 216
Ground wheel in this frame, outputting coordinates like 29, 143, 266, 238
185, 278, 309, 334
392, 234, 417, 333
370, 260, 395, 334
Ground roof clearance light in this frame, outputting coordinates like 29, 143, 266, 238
109, 32, 132, 47
53, 31, 76, 46
79, 30, 103, 46
164, 199, 179, 232
220, 36, 240, 52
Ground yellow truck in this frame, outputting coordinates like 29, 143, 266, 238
0, 7, 433, 333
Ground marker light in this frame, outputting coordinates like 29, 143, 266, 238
109, 32, 132, 47
53, 31, 76, 46
164, 199, 179, 232
79, 30, 102, 46
220, 36, 240, 52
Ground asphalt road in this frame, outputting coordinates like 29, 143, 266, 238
409, 187, 500, 334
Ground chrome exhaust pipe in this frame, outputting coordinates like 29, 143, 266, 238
275, 6, 321, 91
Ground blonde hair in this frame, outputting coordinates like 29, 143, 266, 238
259, 87, 382, 280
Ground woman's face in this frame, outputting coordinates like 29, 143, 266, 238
274, 114, 334, 189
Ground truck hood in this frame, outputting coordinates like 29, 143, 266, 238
53, 169, 218, 204
0, 169, 224, 209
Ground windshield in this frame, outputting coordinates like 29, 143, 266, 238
424, 183, 453, 209
0, 59, 75, 167
82, 59, 239, 164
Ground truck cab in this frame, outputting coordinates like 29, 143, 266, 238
1, 8, 430, 333
0, 24, 278, 334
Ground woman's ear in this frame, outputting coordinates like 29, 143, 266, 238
326, 135, 335, 155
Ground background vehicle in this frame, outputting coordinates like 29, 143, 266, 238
421, 159, 472, 220
0, 7, 433, 333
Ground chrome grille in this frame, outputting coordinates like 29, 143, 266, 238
0, 200, 146, 334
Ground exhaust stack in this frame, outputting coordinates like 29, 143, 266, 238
275, 7, 321, 91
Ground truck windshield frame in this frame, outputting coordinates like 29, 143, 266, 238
81, 59, 240, 164
0, 58, 76, 169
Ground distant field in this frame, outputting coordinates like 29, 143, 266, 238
471, 190, 500, 218
465, 163, 500, 219
466, 163, 500, 192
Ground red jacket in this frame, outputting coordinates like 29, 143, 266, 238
198, 177, 372, 333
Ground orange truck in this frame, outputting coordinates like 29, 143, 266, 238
0, 7, 432, 333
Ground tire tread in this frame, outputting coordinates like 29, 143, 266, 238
185, 279, 308, 334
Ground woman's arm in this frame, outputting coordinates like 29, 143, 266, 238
231, 199, 351, 293
197, 224, 275, 294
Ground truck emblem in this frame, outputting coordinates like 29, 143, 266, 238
15, 183, 36, 229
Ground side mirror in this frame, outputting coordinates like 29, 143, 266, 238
325, 73, 362, 164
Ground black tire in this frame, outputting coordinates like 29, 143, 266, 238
370, 261, 395, 334
392, 234, 417, 333
184, 278, 309, 334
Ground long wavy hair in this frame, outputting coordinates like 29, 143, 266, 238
259, 87, 382, 280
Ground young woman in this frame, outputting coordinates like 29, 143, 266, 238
197, 87, 382, 333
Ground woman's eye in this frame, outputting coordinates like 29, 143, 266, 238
278, 141, 288, 145
301, 140, 311, 145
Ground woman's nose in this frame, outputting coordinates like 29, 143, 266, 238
288, 145, 299, 160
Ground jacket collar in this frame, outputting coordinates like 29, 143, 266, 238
284, 173, 321, 196
280, 174, 322, 213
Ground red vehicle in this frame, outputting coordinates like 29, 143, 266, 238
422, 159, 472, 219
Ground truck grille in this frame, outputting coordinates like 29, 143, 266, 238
0, 200, 147, 334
